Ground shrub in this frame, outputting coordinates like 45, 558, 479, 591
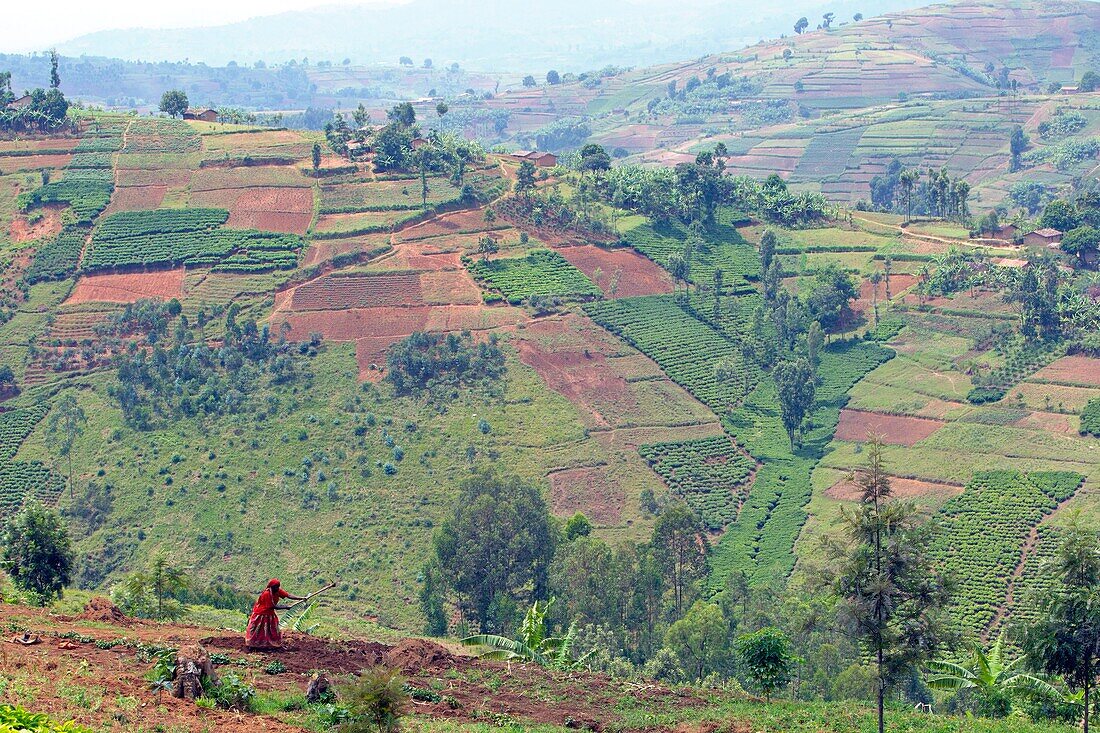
203, 672, 255, 712
0, 704, 92, 733
1081, 397, 1100, 436
338, 667, 408, 733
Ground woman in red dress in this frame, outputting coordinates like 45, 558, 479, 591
245, 579, 304, 650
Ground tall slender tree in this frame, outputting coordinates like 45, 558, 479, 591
832, 439, 950, 733
46, 395, 86, 498
1023, 518, 1100, 733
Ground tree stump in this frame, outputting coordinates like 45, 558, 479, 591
173, 644, 218, 700
305, 671, 332, 703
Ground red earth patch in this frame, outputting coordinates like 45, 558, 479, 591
548, 466, 625, 524
9, 206, 63, 243
557, 244, 674, 298
825, 476, 964, 501
66, 268, 186, 304
1031, 355, 1100, 387
290, 273, 425, 310
834, 408, 945, 445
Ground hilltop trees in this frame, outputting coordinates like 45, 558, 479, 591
160, 89, 189, 118
2, 504, 74, 605
795, 16, 809, 33
0, 63, 69, 132
433, 473, 557, 631
546, 70, 561, 85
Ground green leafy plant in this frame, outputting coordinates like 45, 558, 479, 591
925, 634, 1062, 717
338, 667, 408, 733
461, 598, 592, 670
0, 704, 92, 733
202, 672, 255, 712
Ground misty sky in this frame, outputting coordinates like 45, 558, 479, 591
8, 0, 406, 51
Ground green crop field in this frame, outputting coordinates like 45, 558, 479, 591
468, 249, 601, 301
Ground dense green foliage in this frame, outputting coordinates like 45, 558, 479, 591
385, 331, 506, 399
0, 705, 91, 733
25, 225, 91, 283
1081, 397, 1100, 437
1, 503, 74, 604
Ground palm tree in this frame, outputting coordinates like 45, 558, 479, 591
925, 634, 1062, 714
461, 599, 591, 670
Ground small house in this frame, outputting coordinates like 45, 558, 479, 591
1023, 228, 1063, 247
1060, 86, 1080, 95
511, 150, 557, 167
993, 223, 1019, 240
5, 94, 33, 111
183, 108, 218, 122
410, 137, 430, 150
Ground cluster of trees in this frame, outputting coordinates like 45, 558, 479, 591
867, 160, 969, 223
0, 53, 70, 132
1038, 194, 1100, 267
159, 89, 190, 117
597, 150, 829, 230
385, 331, 506, 403
107, 300, 315, 430
422, 456, 1100, 729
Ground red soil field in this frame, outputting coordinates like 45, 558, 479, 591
272, 304, 524, 342
66, 268, 186, 304
192, 186, 312, 234
419, 270, 483, 304
549, 466, 625, 524
0, 153, 71, 174
395, 207, 496, 240
826, 476, 964, 501
834, 408, 945, 445
289, 273, 424, 310
1013, 410, 1077, 435
1031, 355, 1100, 387
558, 244, 674, 298
9, 206, 63, 243
105, 185, 167, 214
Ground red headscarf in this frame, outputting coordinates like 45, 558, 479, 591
268, 578, 281, 588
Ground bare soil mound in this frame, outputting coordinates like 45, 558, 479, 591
384, 638, 469, 674
202, 634, 389, 674
76, 597, 134, 625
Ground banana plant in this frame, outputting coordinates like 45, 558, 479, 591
924, 633, 1063, 701
461, 599, 592, 671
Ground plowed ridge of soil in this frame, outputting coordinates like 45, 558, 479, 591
1031, 355, 1100, 387
834, 408, 945, 445
558, 244, 674, 298
290, 273, 424, 310
826, 476, 964, 501
67, 268, 186, 304
106, 185, 168, 213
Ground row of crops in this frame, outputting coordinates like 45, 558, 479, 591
712, 339, 895, 587
84, 208, 301, 272
931, 470, 1082, 639
0, 461, 65, 521
619, 209, 759, 291
638, 435, 755, 530
968, 342, 1062, 403
0, 404, 61, 521
1001, 525, 1065, 630
584, 295, 760, 412
25, 224, 90, 284
468, 249, 601, 302
0, 405, 48, 461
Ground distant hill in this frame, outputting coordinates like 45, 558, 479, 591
466, 0, 1100, 203
53, 0, 926, 71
